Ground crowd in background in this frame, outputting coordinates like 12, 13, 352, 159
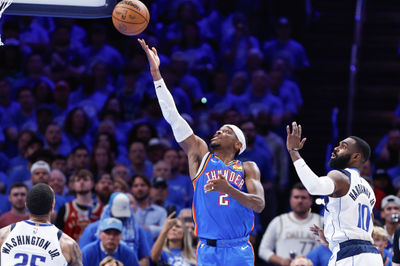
0, 0, 399, 265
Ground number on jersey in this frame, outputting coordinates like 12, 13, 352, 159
357, 203, 371, 232
219, 193, 229, 206
14, 253, 46, 266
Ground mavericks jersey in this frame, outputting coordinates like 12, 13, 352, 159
324, 168, 376, 251
1, 220, 67, 265
192, 152, 254, 239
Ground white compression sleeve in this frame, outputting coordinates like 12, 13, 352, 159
154, 79, 193, 142
293, 159, 335, 195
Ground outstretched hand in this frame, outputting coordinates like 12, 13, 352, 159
137, 38, 161, 79
286, 121, 307, 151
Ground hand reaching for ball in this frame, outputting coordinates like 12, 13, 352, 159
138, 38, 161, 80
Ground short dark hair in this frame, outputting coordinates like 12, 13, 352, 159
350, 136, 371, 163
292, 182, 306, 191
76, 169, 94, 181
9, 182, 28, 195
26, 183, 54, 216
131, 174, 151, 187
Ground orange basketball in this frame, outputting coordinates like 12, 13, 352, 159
112, 0, 150, 36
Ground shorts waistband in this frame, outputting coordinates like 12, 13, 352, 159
337, 239, 379, 261
200, 236, 249, 247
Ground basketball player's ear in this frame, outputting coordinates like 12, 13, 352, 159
352, 152, 361, 161
234, 140, 242, 153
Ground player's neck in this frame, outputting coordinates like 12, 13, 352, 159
213, 151, 235, 164
30, 215, 50, 224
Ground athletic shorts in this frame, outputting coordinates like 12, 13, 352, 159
329, 239, 383, 266
197, 236, 254, 266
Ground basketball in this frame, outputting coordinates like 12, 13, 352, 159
112, 0, 150, 36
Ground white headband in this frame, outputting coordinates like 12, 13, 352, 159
30, 160, 51, 174
224, 124, 246, 155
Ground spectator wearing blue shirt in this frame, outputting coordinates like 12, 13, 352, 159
79, 192, 152, 265
150, 213, 196, 266
130, 174, 167, 240
81, 217, 139, 266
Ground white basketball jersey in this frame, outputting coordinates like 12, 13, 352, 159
274, 212, 323, 257
1, 220, 67, 266
324, 168, 376, 251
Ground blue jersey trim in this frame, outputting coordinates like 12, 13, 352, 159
24, 220, 53, 227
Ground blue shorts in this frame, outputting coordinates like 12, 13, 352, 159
197, 237, 254, 266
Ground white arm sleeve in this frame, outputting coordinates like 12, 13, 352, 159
154, 79, 193, 142
293, 159, 335, 195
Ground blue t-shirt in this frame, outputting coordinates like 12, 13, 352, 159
82, 239, 139, 266
306, 245, 332, 266
160, 248, 194, 266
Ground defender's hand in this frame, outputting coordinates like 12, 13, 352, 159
286, 121, 307, 151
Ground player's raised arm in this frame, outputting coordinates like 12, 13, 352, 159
286, 121, 351, 197
137, 39, 208, 159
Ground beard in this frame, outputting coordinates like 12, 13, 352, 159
76, 189, 91, 195
134, 193, 149, 202
328, 153, 351, 169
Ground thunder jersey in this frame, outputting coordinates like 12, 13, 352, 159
324, 168, 376, 251
192, 152, 254, 240
1, 220, 67, 265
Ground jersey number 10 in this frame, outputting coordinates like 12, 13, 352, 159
357, 203, 371, 232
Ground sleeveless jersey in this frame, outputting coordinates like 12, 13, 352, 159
324, 168, 376, 251
1, 220, 67, 265
192, 152, 254, 239
63, 200, 103, 241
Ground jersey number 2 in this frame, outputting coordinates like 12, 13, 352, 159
14, 253, 46, 266
357, 203, 371, 232
219, 193, 229, 206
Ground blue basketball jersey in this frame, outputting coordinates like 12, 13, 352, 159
192, 152, 254, 240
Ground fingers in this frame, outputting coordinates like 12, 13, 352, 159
204, 183, 214, 193
152, 47, 158, 56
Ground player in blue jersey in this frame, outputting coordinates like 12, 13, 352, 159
138, 39, 265, 265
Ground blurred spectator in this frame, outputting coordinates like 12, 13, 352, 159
55, 169, 103, 241
90, 145, 115, 181
147, 138, 170, 164
128, 141, 153, 178
178, 149, 189, 176
48, 169, 72, 211
79, 192, 152, 265
150, 215, 196, 266
83, 23, 124, 75
373, 169, 396, 215
81, 217, 139, 266
113, 177, 129, 193
128, 122, 158, 147
248, 69, 284, 128
263, 17, 310, 72
95, 132, 120, 162
99, 256, 124, 266
268, 68, 303, 121
373, 226, 392, 266
150, 176, 170, 207
380, 195, 400, 251
70, 145, 90, 174
222, 12, 260, 73
0, 182, 29, 228
5, 86, 36, 131
163, 149, 193, 211
51, 80, 71, 124
51, 154, 68, 176
374, 128, 400, 169
32, 80, 53, 106
259, 183, 322, 265
44, 123, 71, 156
289, 256, 313, 266
111, 163, 131, 183
178, 208, 197, 247
307, 244, 332, 266
130, 174, 167, 240
63, 107, 92, 149
25, 160, 51, 189
95, 173, 114, 205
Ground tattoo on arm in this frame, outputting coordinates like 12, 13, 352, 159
68, 242, 83, 266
